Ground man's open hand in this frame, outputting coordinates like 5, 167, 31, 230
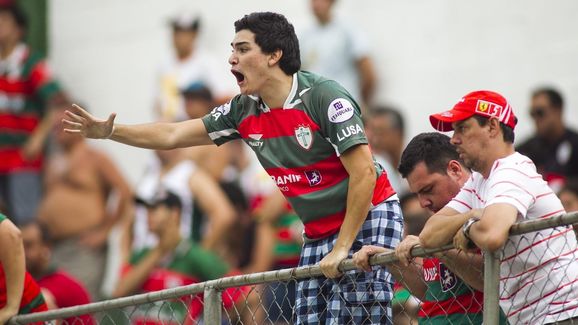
62, 104, 116, 139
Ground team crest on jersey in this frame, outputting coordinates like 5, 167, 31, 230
328, 98, 355, 123
304, 170, 322, 186
439, 263, 457, 292
295, 125, 313, 150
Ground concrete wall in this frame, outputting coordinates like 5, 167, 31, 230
49, 0, 578, 183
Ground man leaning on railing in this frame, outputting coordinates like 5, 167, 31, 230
354, 132, 509, 324
419, 90, 578, 324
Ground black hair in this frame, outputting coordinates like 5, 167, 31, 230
472, 115, 515, 143
234, 12, 300, 75
366, 105, 405, 137
21, 221, 53, 245
532, 87, 564, 111
398, 132, 462, 178
0, 4, 27, 34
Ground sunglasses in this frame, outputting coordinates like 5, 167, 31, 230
530, 107, 547, 119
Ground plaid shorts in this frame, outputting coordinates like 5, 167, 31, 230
295, 200, 403, 325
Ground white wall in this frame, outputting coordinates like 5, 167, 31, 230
49, 0, 578, 183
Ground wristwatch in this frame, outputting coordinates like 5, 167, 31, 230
462, 216, 480, 240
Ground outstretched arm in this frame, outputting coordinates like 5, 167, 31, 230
63, 104, 213, 149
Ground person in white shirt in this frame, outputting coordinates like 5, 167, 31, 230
420, 90, 578, 324
299, 0, 376, 106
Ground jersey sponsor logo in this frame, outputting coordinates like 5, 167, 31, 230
439, 263, 457, 292
304, 170, 322, 186
423, 264, 438, 282
295, 125, 313, 150
247, 133, 264, 147
210, 102, 231, 121
328, 98, 355, 123
475, 100, 502, 117
272, 174, 302, 186
336, 124, 364, 142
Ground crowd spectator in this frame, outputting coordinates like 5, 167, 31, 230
365, 105, 407, 194
0, 4, 67, 226
62, 11, 402, 324
154, 12, 232, 122
181, 82, 235, 181
558, 178, 578, 239
355, 132, 508, 324
129, 148, 234, 254
0, 213, 47, 325
37, 109, 132, 299
423, 90, 578, 323
21, 222, 94, 324
113, 190, 249, 324
517, 87, 578, 192
299, 0, 377, 106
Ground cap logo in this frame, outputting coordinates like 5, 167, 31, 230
475, 100, 502, 117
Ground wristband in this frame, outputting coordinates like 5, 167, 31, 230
462, 216, 480, 241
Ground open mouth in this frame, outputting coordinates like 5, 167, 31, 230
231, 70, 245, 84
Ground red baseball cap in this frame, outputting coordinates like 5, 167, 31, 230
429, 90, 517, 132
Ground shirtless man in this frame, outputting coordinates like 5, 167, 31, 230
37, 110, 131, 299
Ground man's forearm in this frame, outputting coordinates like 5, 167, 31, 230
110, 119, 212, 149
438, 249, 484, 291
420, 211, 473, 248
334, 167, 375, 251
389, 262, 427, 300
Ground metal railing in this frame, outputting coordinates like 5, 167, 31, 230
8, 211, 578, 325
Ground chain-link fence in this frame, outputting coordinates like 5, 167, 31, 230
8, 212, 578, 325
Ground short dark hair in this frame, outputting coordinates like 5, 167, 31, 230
532, 87, 564, 111
398, 132, 462, 178
234, 12, 300, 75
472, 115, 515, 143
0, 4, 27, 35
367, 105, 405, 137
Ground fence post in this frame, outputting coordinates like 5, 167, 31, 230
483, 251, 501, 324
203, 287, 222, 325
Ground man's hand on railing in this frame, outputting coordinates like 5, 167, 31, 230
352, 245, 390, 272
395, 235, 421, 267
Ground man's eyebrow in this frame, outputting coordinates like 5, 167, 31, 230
231, 41, 249, 48
454, 120, 467, 128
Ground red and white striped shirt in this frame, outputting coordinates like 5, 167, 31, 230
447, 152, 578, 324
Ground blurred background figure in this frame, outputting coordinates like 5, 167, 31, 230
389, 192, 424, 325
0, 213, 47, 325
558, 178, 578, 239
365, 105, 407, 195
0, 4, 67, 226
113, 190, 249, 324
517, 87, 578, 192
128, 147, 234, 257
37, 109, 132, 300
154, 11, 232, 122
181, 82, 235, 181
299, 0, 377, 107
21, 221, 94, 324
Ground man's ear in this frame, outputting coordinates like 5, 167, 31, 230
488, 117, 501, 138
447, 159, 463, 179
268, 49, 283, 66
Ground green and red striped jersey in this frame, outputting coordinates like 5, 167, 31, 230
202, 71, 395, 240
417, 257, 508, 324
0, 44, 61, 173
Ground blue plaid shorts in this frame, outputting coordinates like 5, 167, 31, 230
295, 200, 404, 325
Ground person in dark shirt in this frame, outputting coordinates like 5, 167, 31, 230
517, 87, 578, 192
